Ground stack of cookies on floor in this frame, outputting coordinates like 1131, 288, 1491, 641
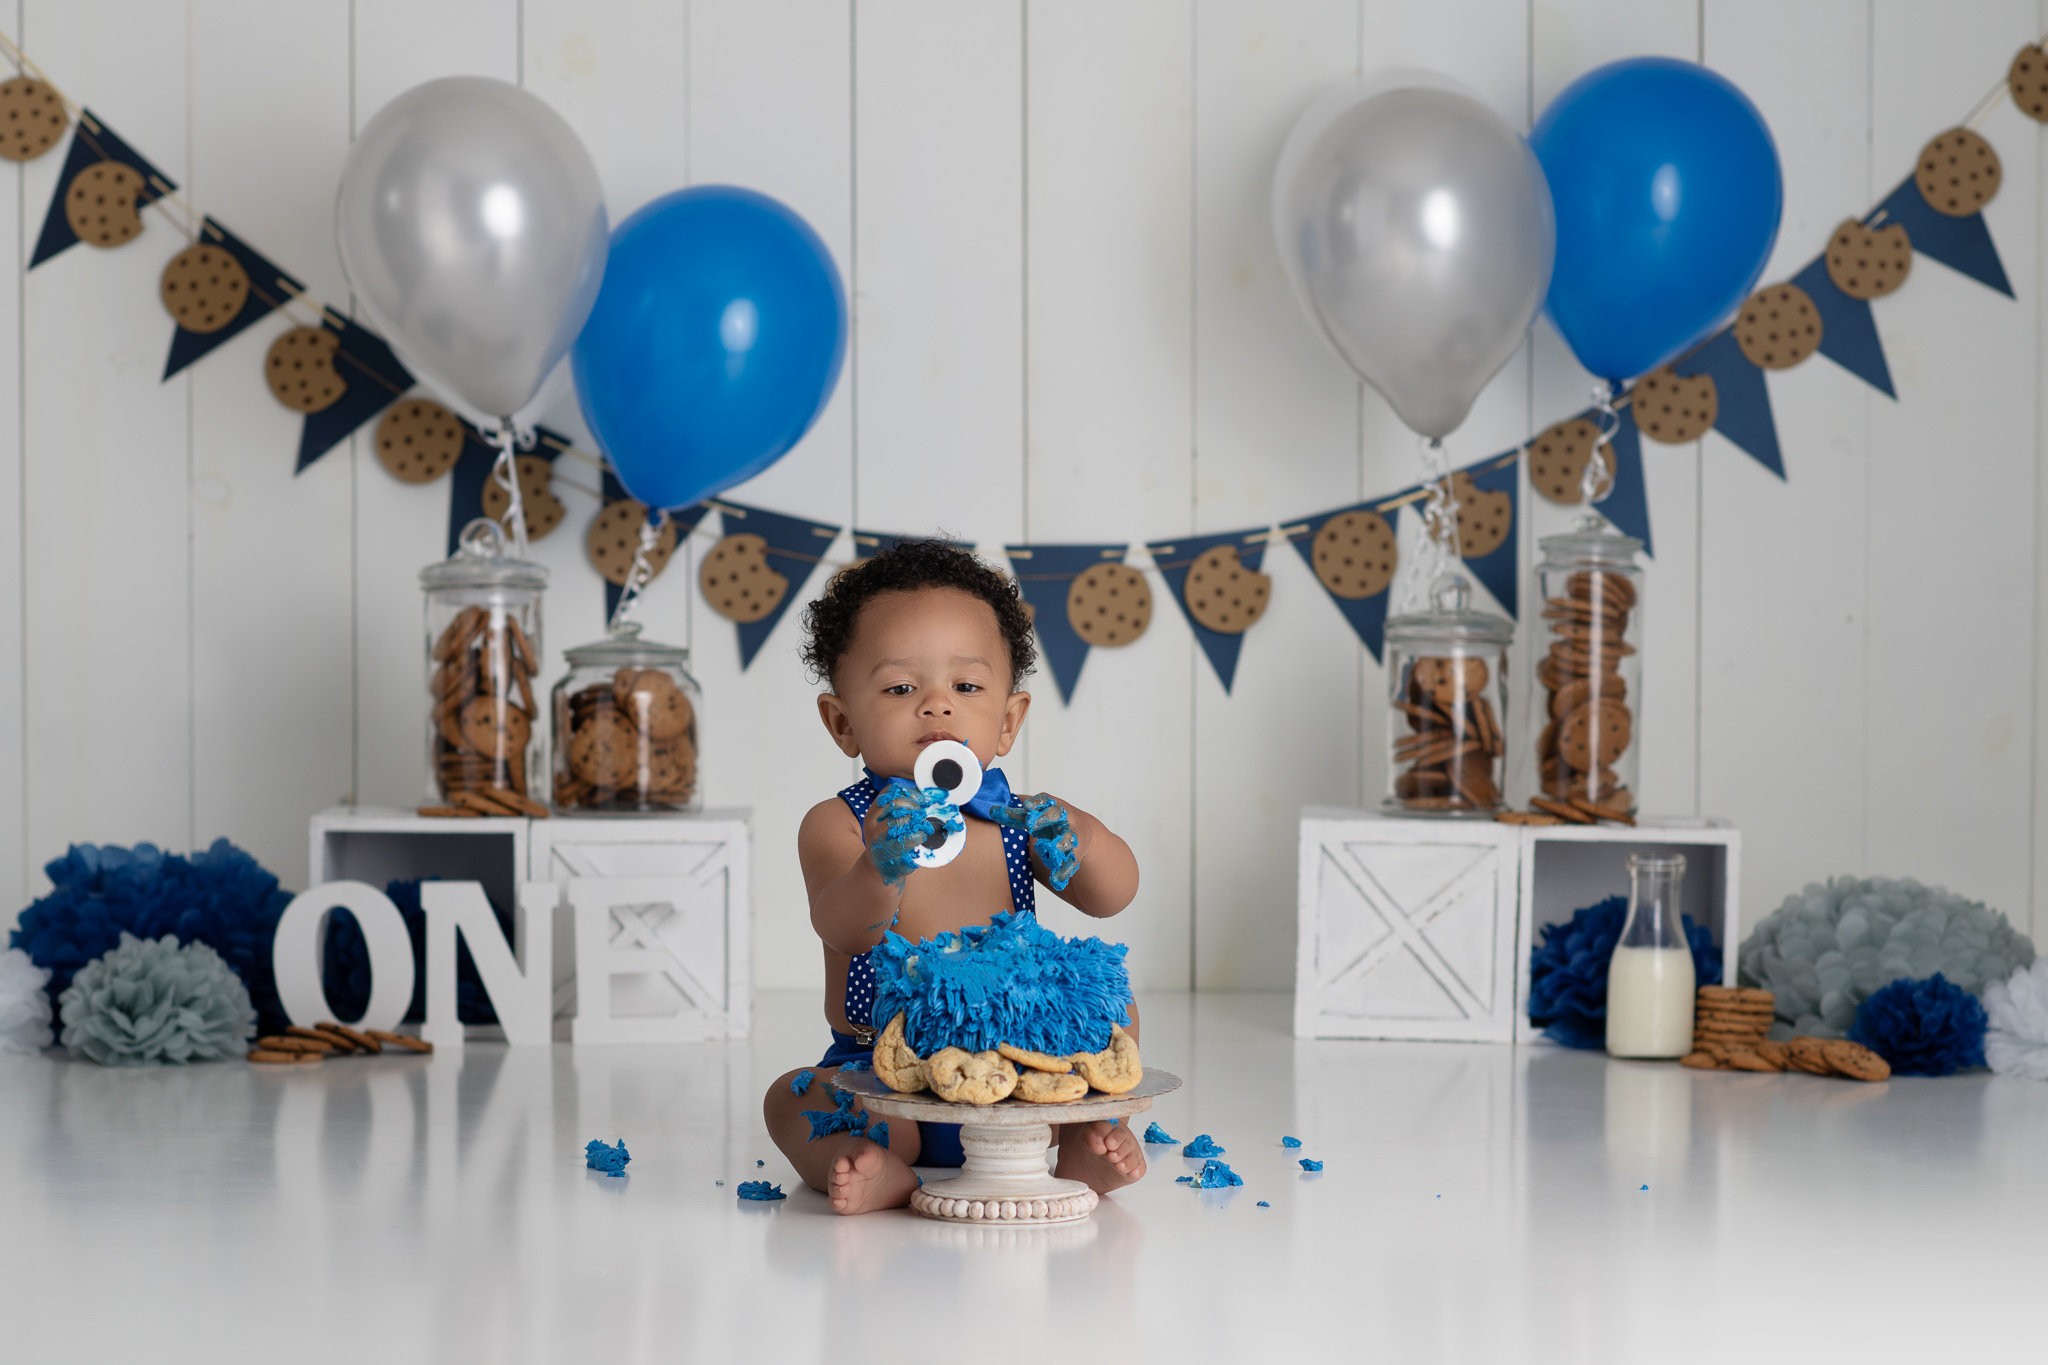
248, 1021, 434, 1065
1533, 569, 1635, 816
1391, 655, 1505, 813
870, 1013, 1142, 1105
422, 605, 548, 819
556, 667, 698, 810
1679, 986, 1890, 1081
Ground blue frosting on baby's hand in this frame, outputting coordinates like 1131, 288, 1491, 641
870, 786, 932, 888
993, 794, 1079, 891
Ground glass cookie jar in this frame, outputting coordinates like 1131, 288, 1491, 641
1533, 520, 1644, 816
421, 520, 548, 815
552, 624, 702, 813
1383, 574, 1512, 816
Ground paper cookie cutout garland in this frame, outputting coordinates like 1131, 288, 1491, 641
0, 76, 67, 161
1915, 127, 2000, 217
266, 327, 345, 413
1630, 367, 1717, 444
1528, 417, 1612, 505
1825, 218, 1911, 300
699, 532, 788, 621
2011, 43, 2048, 121
1183, 544, 1270, 635
1451, 471, 1511, 559
1311, 510, 1396, 600
66, 160, 144, 248
590, 500, 679, 588
375, 399, 466, 485
158, 243, 249, 334
1065, 562, 1151, 647
481, 454, 565, 542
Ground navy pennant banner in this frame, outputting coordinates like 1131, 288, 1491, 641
448, 423, 576, 557
1003, 543, 1130, 704
162, 217, 305, 379
1673, 329, 1785, 479
1788, 255, 1895, 398
1456, 452, 1520, 620
715, 501, 842, 669
30, 109, 178, 268
1875, 175, 2013, 297
299, 318, 412, 472
598, 463, 712, 619
1594, 403, 1653, 558
1149, 529, 1269, 692
1285, 498, 1405, 663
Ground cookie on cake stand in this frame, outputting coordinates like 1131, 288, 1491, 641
832, 1068, 1181, 1225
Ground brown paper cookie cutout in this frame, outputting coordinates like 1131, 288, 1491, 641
1450, 472, 1511, 559
1066, 562, 1151, 647
590, 500, 680, 588
480, 454, 566, 541
2011, 44, 2048, 122
159, 243, 249, 334
375, 399, 466, 484
265, 327, 345, 413
1183, 544, 1269, 634
1631, 367, 1718, 444
1824, 218, 1911, 301
699, 532, 788, 621
0, 77, 67, 162
66, 160, 145, 248
1734, 283, 1821, 370
1528, 418, 1611, 505
1916, 127, 2000, 217
1310, 510, 1396, 599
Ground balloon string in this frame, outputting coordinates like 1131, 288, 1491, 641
490, 421, 530, 561
1396, 435, 1460, 611
608, 508, 671, 635
1583, 382, 1619, 507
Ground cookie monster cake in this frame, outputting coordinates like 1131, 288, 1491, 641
864, 911, 1140, 1105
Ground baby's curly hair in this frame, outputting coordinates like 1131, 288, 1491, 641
801, 538, 1037, 689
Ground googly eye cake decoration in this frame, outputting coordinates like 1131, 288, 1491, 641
906, 739, 981, 869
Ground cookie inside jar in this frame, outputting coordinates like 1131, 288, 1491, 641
1534, 522, 1643, 815
552, 623, 702, 814
1383, 574, 1512, 817
420, 521, 548, 818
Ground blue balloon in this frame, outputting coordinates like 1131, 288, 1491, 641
1533, 58, 1782, 383
573, 186, 847, 510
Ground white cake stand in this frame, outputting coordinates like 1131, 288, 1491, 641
832, 1068, 1182, 1226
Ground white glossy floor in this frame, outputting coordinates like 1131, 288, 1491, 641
3, 991, 2045, 1364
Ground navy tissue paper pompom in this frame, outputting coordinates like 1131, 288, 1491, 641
320, 879, 503, 1025
11, 839, 292, 1033
1526, 896, 1723, 1050
1849, 972, 1987, 1076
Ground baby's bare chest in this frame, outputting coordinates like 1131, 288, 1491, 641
863, 812, 1024, 940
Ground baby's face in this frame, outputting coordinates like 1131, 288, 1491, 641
817, 586, 1029, 779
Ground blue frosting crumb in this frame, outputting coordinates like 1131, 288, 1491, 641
1257, 1201, 1270, 1208
802, 1087, 871, 1141
1175, 1175, 1192, 1184
839, 1058, 872, 1072
1182, 1134, 1224, 1158
871, 1122, 890, 1148
716, 1180, 724, 1186
1281, 1136, 1302, 1148
1641, 1184, 1649, 1191
1189, 1159, 1243, 1189
1299, 1158, 1323, 1172
1142, 1122, 1176, 1145
756, 1159, 765, 1167
737, 1181, 785, 1201
791, 1070, 814, 1095
584, 1138, 631, 1177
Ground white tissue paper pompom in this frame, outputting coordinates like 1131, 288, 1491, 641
1985, 959, 2048, 1081
0, 946, 55, 1053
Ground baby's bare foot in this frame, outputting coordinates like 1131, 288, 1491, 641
1055, 1121, 1147, 1195
827, 1139, 918, 1215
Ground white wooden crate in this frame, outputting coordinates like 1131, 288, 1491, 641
1296, 809, 1740, 1043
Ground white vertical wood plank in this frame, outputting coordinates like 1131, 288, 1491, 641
1528, 1, 1700, 823
1023, 0, 1194, 990
685, 0, 854, 994
1867, 0, 2038, 918
0, 1, 23, 906
350, 1, 521, 810
187, 0, 354, 891
2035, 0, 2048, 948
1191, 0, 1361, 989
21, 0, 193, 870
1697, 0, 1871, 929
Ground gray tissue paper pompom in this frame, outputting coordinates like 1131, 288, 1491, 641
58, 932, 256, 1066
1739, 876, 2035, 1038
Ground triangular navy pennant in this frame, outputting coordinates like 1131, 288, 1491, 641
716, 501, 841, 669
1003, 543, 1129, 705
1285, 502, 1400, 663
1875, 175, 2013, 298
1674, 329, 1784, 479
162, 217, 305, 379
31, 109, 178, 268
298, 318, 412, 473
1457, 453, 1520, 619
1148, 529, 1269, 692
448, 423, 578, 556
599, 461, 712, 619
1591, 404, 1654, 558
1788, 256, 1894, 399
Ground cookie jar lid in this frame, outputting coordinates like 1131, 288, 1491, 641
563, 621, 691, 669
420, 518, 549, 591
1384, 574, 1514, 649
1538, 515, 1642, 569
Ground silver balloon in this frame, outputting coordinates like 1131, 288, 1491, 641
337, 76, 607, 419
1274, 78, 1554, 439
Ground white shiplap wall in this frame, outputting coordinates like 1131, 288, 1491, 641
2, 0, 2044, 994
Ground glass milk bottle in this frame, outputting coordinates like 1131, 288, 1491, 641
1605, 854, 1694, 1059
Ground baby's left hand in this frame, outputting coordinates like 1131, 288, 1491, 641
992, 793, 1080, 891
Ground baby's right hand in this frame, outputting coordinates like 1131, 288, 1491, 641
869, 785, 941, 889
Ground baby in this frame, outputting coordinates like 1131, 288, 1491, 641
762, 539, 1145, 1214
